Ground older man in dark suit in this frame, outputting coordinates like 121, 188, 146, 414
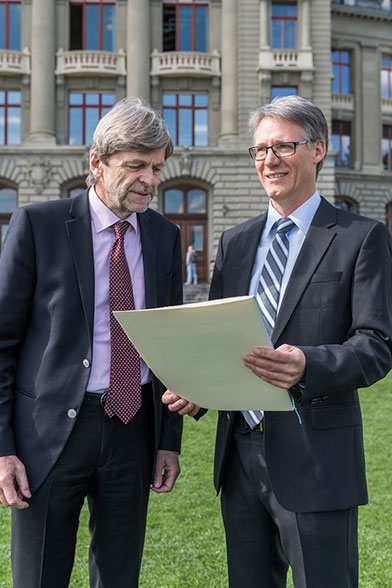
0, 98, 183, 587
163, 96, 392, 588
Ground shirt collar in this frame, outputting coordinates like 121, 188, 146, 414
88, 186, 138, 235
266, 190, 321, 237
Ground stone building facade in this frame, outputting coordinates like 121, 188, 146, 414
1, 0, 392, 281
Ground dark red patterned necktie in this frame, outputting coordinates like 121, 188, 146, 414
105, 220, 142, 423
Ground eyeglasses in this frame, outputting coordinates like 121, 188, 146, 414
248, 140, 309, 161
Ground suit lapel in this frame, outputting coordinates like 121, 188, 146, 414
65, 191, 95, 344
233, 215, 267, 296
272, 198, 338, 344
138, 210, 158, 309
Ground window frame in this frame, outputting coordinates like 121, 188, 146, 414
68, 91, 115, 146
382, 124, 392, 171
162, 92, 208, 147
162, 0, 209, 53
271, 3, 297, 50
69, 0, 115, 51
332, 50, 351, 94
332, 120, 352, 168
0, 89, 21, 145
0, 0, 21, 50
381, 55, 392, 100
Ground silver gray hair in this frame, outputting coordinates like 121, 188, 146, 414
86, 97, 173, 187
248, 95, 329, 177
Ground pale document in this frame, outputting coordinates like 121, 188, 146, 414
114, 296, 292, 411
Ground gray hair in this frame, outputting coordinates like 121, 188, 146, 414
248, 95, 329, 176
86, 97, 173, 187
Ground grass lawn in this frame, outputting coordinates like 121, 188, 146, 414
0, 373, 390, 587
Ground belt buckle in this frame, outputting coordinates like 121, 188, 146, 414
100, 392, 107, 407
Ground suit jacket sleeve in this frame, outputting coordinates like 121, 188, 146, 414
156, 224, 184, 452
0, 208, 36, 455
300, 220, 392, 397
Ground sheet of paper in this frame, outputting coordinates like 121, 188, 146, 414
114, 296, 292, 411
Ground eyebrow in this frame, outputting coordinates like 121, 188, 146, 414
120, 158, 165, 167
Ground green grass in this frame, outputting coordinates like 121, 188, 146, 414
0, 373, 390, 586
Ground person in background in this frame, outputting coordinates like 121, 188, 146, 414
0, 97, 183, 588
185, 243, 198, 285
163, 95, 392, 588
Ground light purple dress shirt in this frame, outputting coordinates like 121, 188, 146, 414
86, 187, 150, 392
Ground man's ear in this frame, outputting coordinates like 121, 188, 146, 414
90, 152, 104, 179
313, 139, 326, 165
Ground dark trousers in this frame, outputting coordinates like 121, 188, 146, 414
221, 417, 358, 588
11, 385, 154, 588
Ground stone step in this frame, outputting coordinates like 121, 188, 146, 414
183, 283, 210, 304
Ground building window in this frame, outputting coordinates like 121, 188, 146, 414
70, 0, 115, 51
163, 185, 208, 282
332, 50, 350, 94
0, 183, 17, 253
386, 202, 392, 234
381, 56, 392, 100
271, 87, 297, 100
332, 120, 351, 168
0, 90, 21, 145
163, 0, 208, 52
334, 197, 357, 213
162, 93, 208, 146
0, 0, 21, 50
68, 92, 114, 145
271, 3, 296, 50
382, 125, 392, 171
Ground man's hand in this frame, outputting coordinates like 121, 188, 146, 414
243, 344, 306, 389
162, 390, 200, 417
0, 455, 31, 509
151, 450, 180, 494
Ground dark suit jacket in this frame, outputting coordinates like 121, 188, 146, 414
0, 191, 183, 493
209, 197, 392, 513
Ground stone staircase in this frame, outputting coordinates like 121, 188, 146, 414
183, 283, 210, 304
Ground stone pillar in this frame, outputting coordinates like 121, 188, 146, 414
301, 0, 311, 50
28, 0, 56, 143
127, 0, 150, 101
360, 41, 382, 173
259, 0, 269, 49
220, 0, 238, 141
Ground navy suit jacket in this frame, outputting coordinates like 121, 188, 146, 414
0, 191, 183, 493
209, 197, 392, 513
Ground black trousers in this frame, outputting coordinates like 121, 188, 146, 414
11, 385, 154, 588
221, 417, 358, 588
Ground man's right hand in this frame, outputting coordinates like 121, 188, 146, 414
0, 455, 31, 509
162, 390, 200, 417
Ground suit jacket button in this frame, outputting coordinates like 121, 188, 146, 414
67, 409, 77, 419
83, 359, 90, 368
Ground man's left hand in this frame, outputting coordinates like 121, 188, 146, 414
243, 344, 306, 389
151, 450, 180, 494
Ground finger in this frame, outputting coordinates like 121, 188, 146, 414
0, 488, 10, 507
14, 468, 31, 500
162, 390, 180, 405
2, 481, 29, 509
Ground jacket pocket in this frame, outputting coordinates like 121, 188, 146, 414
14, 386, 36, 399
311, 403, 361, 429
309, 272, 342, 284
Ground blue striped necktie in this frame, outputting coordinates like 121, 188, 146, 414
242, 217, 295, 429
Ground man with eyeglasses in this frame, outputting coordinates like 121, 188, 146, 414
163, 95, 392, 587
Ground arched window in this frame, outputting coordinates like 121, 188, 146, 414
0, 183, 17, 253
334, 197, 358, 213
386, 201, 392, 235
163, 185, 208, 282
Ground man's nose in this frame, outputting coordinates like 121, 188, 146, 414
138, 167, 155, 185
264, 147, 280, 164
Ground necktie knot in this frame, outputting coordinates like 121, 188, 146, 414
276, 217, 295, 236
113, 220, 129, 240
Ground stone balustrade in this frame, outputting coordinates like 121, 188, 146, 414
258, 48, 314, 71
0, 49, 31, 75
151, 50, 221, 78
55, 49, 126, 77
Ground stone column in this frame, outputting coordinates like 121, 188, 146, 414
28, 0, 56, 143
301, 0, 311, 50
360, 41, 382, 173
127, 0, 150, 101
220, 0, 238, 141
259, 0, 269, 49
